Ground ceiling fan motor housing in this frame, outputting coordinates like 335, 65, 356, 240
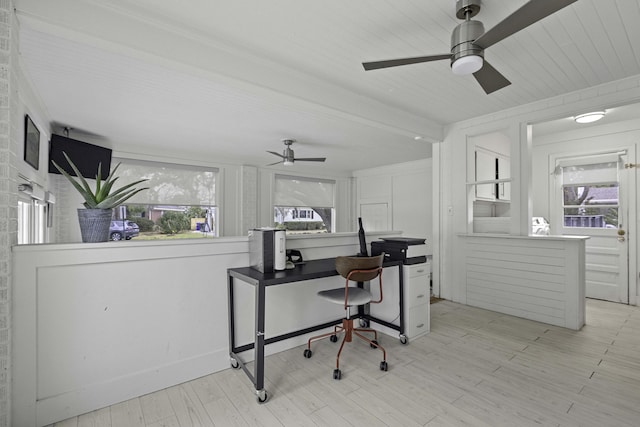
451, 19, 484, 65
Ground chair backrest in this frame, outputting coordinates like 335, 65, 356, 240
335, 254, 384, 282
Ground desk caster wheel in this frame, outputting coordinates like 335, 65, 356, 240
359, 319, 369, 327
330, 334, 338, 343
256, 389, 268, 403
230, 358, 240, 369
380, 361, 388, 371
370, 340, 378, 349
303, 349, 312, 358
399, 334, 408, 345
333, 369, 342, 380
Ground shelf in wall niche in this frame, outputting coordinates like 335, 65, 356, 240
466, 178, 512, 185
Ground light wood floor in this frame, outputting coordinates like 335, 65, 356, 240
50, 299, 640, 426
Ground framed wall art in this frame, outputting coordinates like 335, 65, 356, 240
24, 114, 40, 170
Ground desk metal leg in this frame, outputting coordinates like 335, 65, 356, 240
398, 265, 407, 344
228, 276, 237, 364
254, 282, 268, 402
228, 275, 268, 403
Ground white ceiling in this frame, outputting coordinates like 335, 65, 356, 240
15, 0, 640, 173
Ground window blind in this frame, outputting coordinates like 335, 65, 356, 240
112, 158, 217, 206
561, 161, 618, 186
274, 174, 335, 207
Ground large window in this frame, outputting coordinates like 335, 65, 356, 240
273, 174, 335, 234
112, 158, 218, 240
561, 160, 619, 229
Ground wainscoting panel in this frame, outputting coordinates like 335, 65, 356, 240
460, 235, 587, 330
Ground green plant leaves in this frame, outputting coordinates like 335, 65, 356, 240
51, 151, 149, 209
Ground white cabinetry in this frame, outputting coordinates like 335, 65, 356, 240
370, 261, 430, 340
474, 148, 510, 202
403, 262, 430, 339
475, 149, 497, 200
497, 155, 510, 201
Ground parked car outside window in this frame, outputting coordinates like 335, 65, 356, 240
110, 220, 140, 241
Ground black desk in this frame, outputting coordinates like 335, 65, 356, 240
227, 257, 405, 403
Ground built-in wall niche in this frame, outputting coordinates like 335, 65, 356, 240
467, 131, 512, 233
474, 147, 511, 201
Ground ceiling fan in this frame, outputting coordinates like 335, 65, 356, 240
362, 0, 578, 94
267, 139, 326, 166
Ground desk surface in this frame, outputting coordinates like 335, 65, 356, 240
228, 257, 403, 287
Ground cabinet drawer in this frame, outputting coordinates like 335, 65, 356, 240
406, 305, 429, 339
406, 263, 430, 279
406, 277, 429, 309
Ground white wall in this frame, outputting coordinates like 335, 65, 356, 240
17, 56, 51, 189
353, 158, 433, 253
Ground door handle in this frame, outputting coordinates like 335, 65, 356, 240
618, 228, 626, 242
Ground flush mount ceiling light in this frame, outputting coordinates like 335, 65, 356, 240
574, 111, 606, 124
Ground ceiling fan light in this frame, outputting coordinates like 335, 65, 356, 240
283, 158, 294, 166
574, 111, 605, 124
451, 55, 483, 75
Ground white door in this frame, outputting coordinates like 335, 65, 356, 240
552, 151, 630, 303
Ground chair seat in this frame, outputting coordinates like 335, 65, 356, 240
317, 287, 372, 306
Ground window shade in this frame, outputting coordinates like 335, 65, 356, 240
561, 161, 618, 186
112, 158, 217, 205
274, 174, 335, 207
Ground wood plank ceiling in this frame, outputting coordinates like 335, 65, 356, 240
15, 0, 640, 172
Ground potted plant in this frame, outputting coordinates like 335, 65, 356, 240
52, 152, 149, 242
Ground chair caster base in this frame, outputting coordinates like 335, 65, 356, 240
380, 361, 388, 371
303, 349, 312, 358
333, 368, 342, 380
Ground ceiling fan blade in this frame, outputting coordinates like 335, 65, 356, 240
267, 150, 285, 159
363, 54, 450, 70
294, 157, 326, 162
266, 160, 284, 166
474, 0, 578, 50
473, 60, 511, 94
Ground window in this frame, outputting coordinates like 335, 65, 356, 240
273, 174, 335, 234
561, 161, 619, 229
112, 158, 218, 240
17, 186, 48, 244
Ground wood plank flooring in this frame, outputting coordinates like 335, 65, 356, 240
49, 299, 640, 426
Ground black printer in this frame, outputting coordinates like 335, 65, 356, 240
371, 237, 427, 265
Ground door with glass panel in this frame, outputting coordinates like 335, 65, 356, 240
553, 152, 630, 303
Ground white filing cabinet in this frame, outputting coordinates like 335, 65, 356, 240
369, 260, 431, 341
403, 262, 430, 339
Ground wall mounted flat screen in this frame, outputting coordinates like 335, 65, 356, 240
48, 134, 112, 180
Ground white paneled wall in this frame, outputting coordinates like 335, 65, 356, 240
460, 235, 586, 330
354, 159, 432, 252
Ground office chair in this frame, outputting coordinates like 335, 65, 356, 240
303, 254, 388, 379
